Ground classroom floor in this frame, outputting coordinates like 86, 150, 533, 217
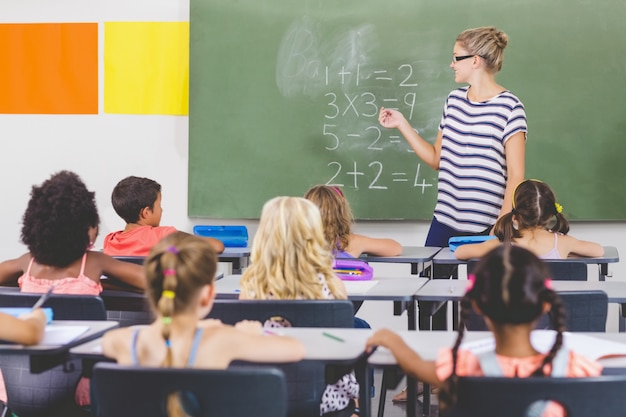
371, 370, 439, 417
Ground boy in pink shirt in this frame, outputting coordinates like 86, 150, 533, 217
104, 176, 224, 256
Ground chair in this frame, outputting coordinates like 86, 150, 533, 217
0, 293, 106, 417
91, 363, 287, 417
207, 299, 354, 417
464, 290, 608, 332
467, 260, 588, 281
441, 374, 626, 417
0, 292, 106, 320
111, 256, 146, 266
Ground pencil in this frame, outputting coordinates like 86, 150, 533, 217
322, 331, 345, 342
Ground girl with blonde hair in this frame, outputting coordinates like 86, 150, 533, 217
239, 197, 361, 417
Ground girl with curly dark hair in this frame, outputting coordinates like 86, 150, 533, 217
0, 170, 145, 293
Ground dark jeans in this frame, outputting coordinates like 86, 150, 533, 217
420, 217, 491, 330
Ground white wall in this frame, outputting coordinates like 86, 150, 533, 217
2, 1, 625, 330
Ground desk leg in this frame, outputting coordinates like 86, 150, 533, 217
620, 304, 626, 333
600, 263, 608, 281
408, 300, 417, 331
406, 376, 418, 417
355, 362, 372, 417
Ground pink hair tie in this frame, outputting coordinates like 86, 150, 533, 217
466, 274, 476, 292
544, 278, 553, 290
163, 269, 177, 276
332, 186, 344, 196
166, 246, 179, 254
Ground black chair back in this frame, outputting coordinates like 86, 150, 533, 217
111, 256, 146, 266
464, 290, 607, 332
0, 292, 106, 320
468, 260, 588, 281
208, 299, 355, 328
442, 375, 626, 417
207, 299, 354, 417
92, 363, 287, 417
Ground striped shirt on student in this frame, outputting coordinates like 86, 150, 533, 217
435, 86, 527, 233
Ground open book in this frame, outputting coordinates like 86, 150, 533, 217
461, 330, 626, 361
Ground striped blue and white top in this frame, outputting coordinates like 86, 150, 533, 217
435, 86, 527, 233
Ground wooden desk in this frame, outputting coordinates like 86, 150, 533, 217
339, 246, 442, 275
215, 274, 430, 330
0, 320, 118, 373
433, 246, 620, 280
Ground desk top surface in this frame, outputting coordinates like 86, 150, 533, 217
215, 275, 429, 301
337, 246, 441, 264
433, 246, 620, 265
219, 247, 252, 258
414, 278, 626, 303
0, 320, 117, 354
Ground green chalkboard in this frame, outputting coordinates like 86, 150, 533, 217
189, 0, 626, 220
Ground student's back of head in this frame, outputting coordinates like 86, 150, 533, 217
304, 185, 353, 252
111, 176, 161, 224
21, 170, 99, 267
240, 196, 343, 300
494, 179, 569, 242
144, 231, 217, 318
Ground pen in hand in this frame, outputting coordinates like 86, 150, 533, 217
31, 286, 55, 310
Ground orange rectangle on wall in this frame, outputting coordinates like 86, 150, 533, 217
0, 23, 98, 114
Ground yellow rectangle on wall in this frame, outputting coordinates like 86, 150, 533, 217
104, 22, 189, 115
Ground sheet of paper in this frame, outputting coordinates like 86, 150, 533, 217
41, 325, 89, 345
343, 280, 379, 294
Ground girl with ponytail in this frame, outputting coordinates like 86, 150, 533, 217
455, 179, 604, 260
102, 232, 305, 416
366, 245, 602, 416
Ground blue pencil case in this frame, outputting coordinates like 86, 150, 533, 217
0, 307, 54, 323
448, 235, 497, 252
193, 225, 248, 247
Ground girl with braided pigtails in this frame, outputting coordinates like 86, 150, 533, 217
366, 245, 601, 417
454, 179, 604, 261
102, 232, 305, 417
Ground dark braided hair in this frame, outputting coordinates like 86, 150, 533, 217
144, 232, 218, 417
493, 179, 569, 243
439, 244, 567, 410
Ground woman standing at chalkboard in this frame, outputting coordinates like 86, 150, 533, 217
380, 26, 526, 247
379, 27, 527, 352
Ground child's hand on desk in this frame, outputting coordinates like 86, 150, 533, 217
366, 328, 402, 352
17, 308, 46, 344
198, 318, 223, 328
234, 320, 263, 335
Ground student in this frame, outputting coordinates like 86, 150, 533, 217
239, 196, 360, 417
0, 171, 145, 292
0, 309, 47, 408
366, 245, 601, 416
455, 179, 604, 260
102, 232, 304, 416
304, 184, 402, 258
103, 176, 224, 256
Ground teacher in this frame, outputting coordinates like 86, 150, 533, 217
379, 26, 527, 329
